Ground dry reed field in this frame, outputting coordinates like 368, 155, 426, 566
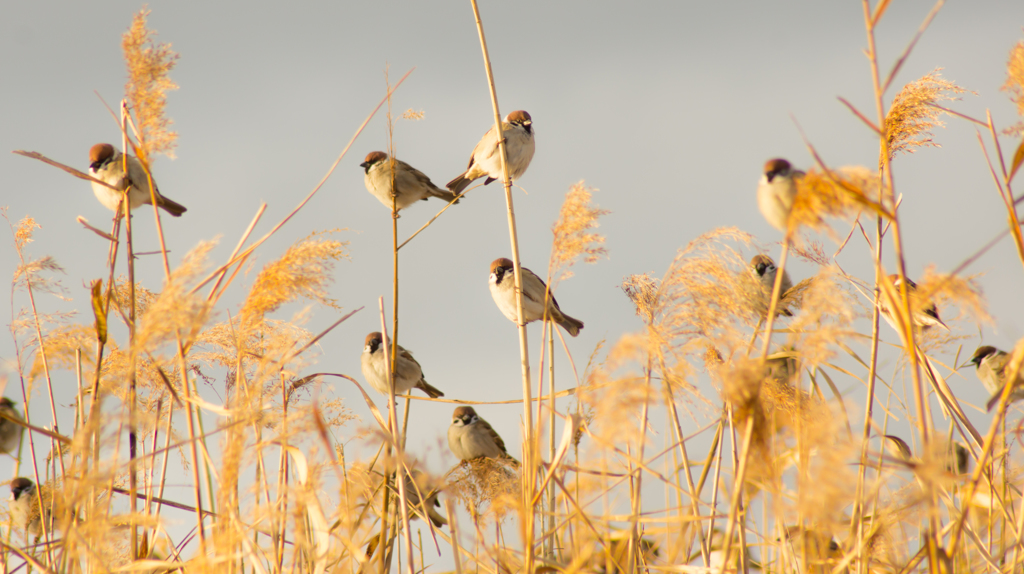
4, 1, 1024, 573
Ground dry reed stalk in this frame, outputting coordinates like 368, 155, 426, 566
860, 6, 942, 563
466, 1, 538, 571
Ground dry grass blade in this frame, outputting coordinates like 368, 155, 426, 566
11, 151, 120, 190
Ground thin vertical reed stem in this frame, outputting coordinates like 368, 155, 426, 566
861, 1, 938, 562
121, 101, 140, 561
467, 1, 535, 570
758, 235, 791, 359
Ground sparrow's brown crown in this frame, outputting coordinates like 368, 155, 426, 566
506, 110, 532, 125
970, 345, 998, 366
10, 477, 34, 498
361, 151, 387, 166
763, 158, 791, 175
452, 406, 478, 421
749, 254, 775, 275
364, 332, 383, 349
89, 143, 116, 164
490, 258, 514, 275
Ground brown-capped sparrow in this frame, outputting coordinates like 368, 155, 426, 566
488, 258, 583, 337
0, 398, 24, 456
757, 158, 801, 233
448, 406, 516, 463
878, 274, 948, 333
447, 111, 535, 194
360, 332, 444, 398
9, 477, 53, 538
88, 143, 187, 216
749, 254, 794, 318
360, 151, 459, 212
970, 345, 1024, 412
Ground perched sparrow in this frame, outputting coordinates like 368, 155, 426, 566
882, 434, 968, 475
749, 254, 793, 318
488, 258, 583, 337
401, 469, 447, 528
0, 398, 24, 456
360, 333, 444, 399
970, 346, 1024, 411
446, 110, 535, 194
690, 528, 761, 572
780, 526, 845, 574
9, 477, 53, 538
878, 274, 948, 333
359, 151, 459, 212
757, 158, 801, 233
88, 143, 187, 217
448, 406, 516, 463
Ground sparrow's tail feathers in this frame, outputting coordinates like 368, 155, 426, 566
502, 453, 521, 467
484, 177, 497, 185
157, 195, 188, 217
558, 315, 584, 337
987, 392, 1001, 412
427, 508, 448, 529
446, 173, 474, 194
430, 187, 460, 204
418, 381, 445, 399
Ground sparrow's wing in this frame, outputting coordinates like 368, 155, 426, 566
398, 160, 434, 188
480, 419, 508, 454
470, 124, 505, 167
991, 352, 1010, 379
922, 304, 943, 323
519, 267, 549, 304
396, 346, 425, 379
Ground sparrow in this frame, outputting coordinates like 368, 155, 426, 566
488, 258, 584, 337
882, 434, 968, 475
359, 151, 459, 212
360, 332, 444, 399
688, 527, 761, 572
780, 526, 845, 574
448, 406, 516, 463
400, 469, 447, 528
446, 110, 535, 194
749, 254, 794, 318
9, 477, 53, 538
88, 143, 187, 217
757, 158, 802, 233
970, 346, 1024, 412
0, 398, 24, 456
878, 274, 948, 334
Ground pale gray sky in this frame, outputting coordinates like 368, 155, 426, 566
3, 0, 1024, 567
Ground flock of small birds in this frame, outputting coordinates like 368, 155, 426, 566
3, 123, 1020, 569
755, 156, 1021, 412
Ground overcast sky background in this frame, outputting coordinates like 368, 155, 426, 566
3, 0, 1024, 568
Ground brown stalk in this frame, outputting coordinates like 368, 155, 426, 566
467, 1, 537, 571
861, 5, 938, 564
758, 233, 791, 359
983, 111, 1024, 271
